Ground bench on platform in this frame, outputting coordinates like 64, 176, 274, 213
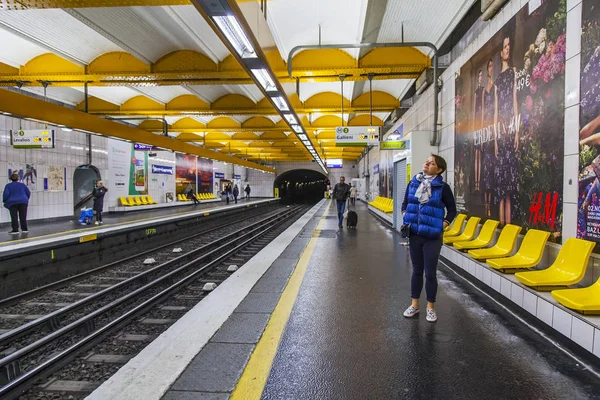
443, 217, 480, 244
453, 219, 499, 251
368, 196, 393, 213
486, 229, 550, 273
467, 224, 522, 261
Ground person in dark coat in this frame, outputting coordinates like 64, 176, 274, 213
92, 181, 108, 225
245, 184, 251, 200
187, 187, 199, 205
233, 184, 240, 204
3, 173, 31, 235
225, 184, 232, 205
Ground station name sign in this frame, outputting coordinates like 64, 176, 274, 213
151, 164, 174, 175
380, 141, 410, 150
134, 143, 159, 151
335, 126, 380, 146
11, 129, 55, 149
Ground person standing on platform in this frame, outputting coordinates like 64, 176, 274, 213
349, 185, 358, 206
245, 184, 251, 200
332, 176, 350, 228
225, 184, 231, 205
92, 181, 108, 225
3, 173, 30, 235
233, 184, 239, 204
401, 155, 456, 323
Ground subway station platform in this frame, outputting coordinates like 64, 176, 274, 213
87, 200, 600, 400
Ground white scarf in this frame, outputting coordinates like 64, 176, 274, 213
415, 173, 435, 204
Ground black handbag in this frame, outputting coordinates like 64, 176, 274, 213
400, 223, 411, 238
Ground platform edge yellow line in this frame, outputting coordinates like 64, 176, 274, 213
230, 201, 331, 400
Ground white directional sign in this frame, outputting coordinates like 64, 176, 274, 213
335, 126, 380, 146
11, 129, 55, 149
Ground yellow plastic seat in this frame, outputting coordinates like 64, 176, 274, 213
515, 238, 596, 290
443, 214, 467, 236
199, 193, 206, 200
551, 279, 600, 314
120, 196, 133, 206
139, 196, 149, 205
468, 224, 522, 260
453, 219, 499, 251
486, 229, 550, 273
133, 196, 144, 205
443, 217, 480, 244
146, 196, 158, 204
127, 196, 139, 206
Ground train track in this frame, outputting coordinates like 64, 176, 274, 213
0, 204, 309, 399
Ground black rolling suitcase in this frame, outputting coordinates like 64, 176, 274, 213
347, 210, 358, 228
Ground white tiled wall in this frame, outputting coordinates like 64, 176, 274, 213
441, 245, 600, 359
0, 115, 109, 223
247, 168, 275, 197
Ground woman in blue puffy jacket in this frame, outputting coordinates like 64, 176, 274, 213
401, 155, 456, 322
3, 173, 31, 235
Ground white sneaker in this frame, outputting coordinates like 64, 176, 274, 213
99, 221, 103, 225
21, 230, 28, 234
403, 305, 419, 318
95, 221, 99, 226
426, 309, 437, 322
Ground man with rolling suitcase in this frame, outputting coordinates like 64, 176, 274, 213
332, 176, 350, 228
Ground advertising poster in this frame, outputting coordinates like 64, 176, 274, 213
46, 166, 66, 191
108, 139, 131, 200
8, 163, 39, 191
176, 153, 197, 195
197, 158, 214, 194
130, 146, 148, 195
454, 0, 565, 241
578, 0, 600, 240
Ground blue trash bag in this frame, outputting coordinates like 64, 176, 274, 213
78, 208, 94, 225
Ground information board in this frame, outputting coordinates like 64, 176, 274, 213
11, 130, 55, 149
335, 126, 380, 146
380, 141, 410, 150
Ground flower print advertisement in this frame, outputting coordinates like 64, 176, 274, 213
578, 1, 600, 243
455, 0, 566, 243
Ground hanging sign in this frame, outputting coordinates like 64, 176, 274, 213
11, 130, 55, 149
134, 143, 159, 151
380, 141, 410, 150
215, 172, 225, 179
326, 159, 343, 168
335, 126, 380, 146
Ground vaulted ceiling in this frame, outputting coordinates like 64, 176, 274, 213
0, 0, 475, 164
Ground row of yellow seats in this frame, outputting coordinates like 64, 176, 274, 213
120, 196, 158, 206
444, 214, 599, 314
368, 196, 393, 213
177, 193, 218, 202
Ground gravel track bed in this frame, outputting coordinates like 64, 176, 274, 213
9, 205, 306, 399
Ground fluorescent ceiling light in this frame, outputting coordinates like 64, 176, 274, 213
292, 125, 303, 133
272, 96, 289, 111
302, 140, 311, 145
214, 16, 256, 58
251, 69, 276, 91
297, 134, 308, 141
284, 114, 297, 125
62, 127, 73, 132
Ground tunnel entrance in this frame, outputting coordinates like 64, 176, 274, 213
274, 169, 329, 204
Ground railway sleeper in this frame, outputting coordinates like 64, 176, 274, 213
0, 359, 21, 386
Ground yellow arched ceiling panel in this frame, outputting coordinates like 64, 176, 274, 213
348, 114, 384, 126
154, 50, 217, 73
172, 117, 206, 130
76, 96, 119, 113
205, 132, 233, 140
139, 119, 167, 130
167, 95, 210, 110
220, 54, 245, 72
288, 93, 303, 110
316, 131, 336, 140
305, 92, 350, 109
352, 91, 399, 109
0, 62, 18, 75
122, 95, 163, 111
208, 116, 240, 129
89, 52, 150, 74
260, 131, 288, 140
21, 53, 84, 75
275, 119, 289, 128
256, 97, 275, 110
292, 49, 356, 70
212, 94, 255, 110
264, 49, 287, 72
360, 47, 430, 69
242, 116, 275, 128
312, 115, 343, 128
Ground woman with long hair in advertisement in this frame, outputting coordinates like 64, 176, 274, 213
481, 59, 496, 218
494, 35, 519, 225
473, 69, 484, 192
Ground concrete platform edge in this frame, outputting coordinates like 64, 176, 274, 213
85, 200, 326, 400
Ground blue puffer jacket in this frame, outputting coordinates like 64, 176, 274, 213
3, 181, 31, 209
403, 175, 446, 239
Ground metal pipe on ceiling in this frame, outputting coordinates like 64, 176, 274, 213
287, 42, 440, 146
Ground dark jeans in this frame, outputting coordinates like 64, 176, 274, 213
336, 200, 346, 226
94, 207, 103, 222
350, 197, 356, 205
409, 234, 443, 303
9, 204, 28, 232
234, 195, 238, 204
